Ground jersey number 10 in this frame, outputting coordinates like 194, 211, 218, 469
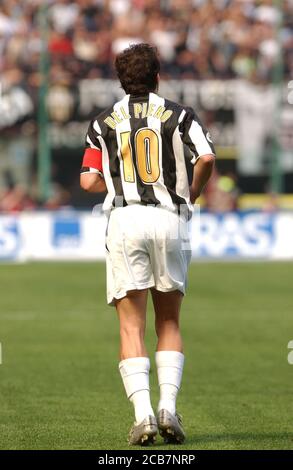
120, 128, 160, 184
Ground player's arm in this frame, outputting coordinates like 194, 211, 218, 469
179, 107, 215, 203
80, 171, 107, 193
189, 155, 215, 203
80, 121, 107, 193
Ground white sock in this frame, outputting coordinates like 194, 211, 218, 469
156, 351, 184, 415
119, 357, 155, 424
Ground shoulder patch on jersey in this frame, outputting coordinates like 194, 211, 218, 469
206, 131, 213, 143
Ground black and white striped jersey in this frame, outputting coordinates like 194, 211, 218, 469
81, 92, 215, 215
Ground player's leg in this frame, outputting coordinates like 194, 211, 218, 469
151, 288, 185, 443
116, 289, 157, 444
151, 289, 184, 413
116, 289, 148, 360
148, 207, 190, 443
152, 289, 183, 352
106, 206, 158, 444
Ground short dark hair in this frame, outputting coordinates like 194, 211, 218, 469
115, 43, 160, 95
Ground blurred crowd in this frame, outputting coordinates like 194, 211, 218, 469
1, 0, 292, 213
1, 0, 292, 92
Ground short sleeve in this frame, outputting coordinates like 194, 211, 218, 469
179, 107, 216, 164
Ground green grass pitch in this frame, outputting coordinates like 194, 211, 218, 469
0, 261, 293, 450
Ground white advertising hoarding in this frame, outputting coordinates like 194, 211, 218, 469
0, 211, 293, 262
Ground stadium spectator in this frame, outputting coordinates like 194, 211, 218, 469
204, 170, 239, 212
0, 0, 291, 85
0, 184, 36, 212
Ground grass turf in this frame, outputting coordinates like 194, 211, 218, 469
0, 261, 293, 450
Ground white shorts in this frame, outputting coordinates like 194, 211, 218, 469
105, 204, 192, 306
